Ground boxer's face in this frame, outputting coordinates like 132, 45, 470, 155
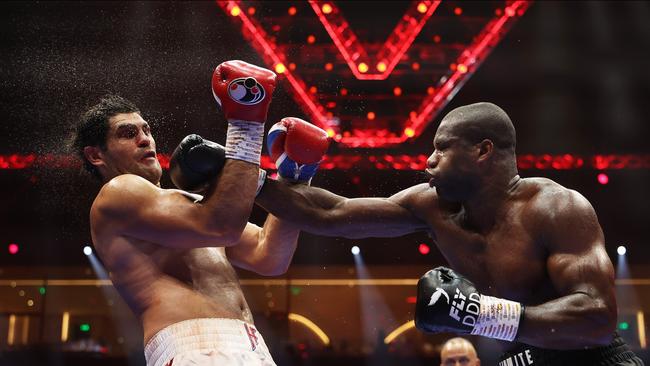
98, 112, 162, 184
426, 121, 481, 201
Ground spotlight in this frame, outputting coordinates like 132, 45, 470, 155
597, 173, 609, 185
358, 63, 369, 73
8, 243, 19, 255
83, 246, 93, 256
617, 246, 627, 256
351, 246, 360, 255
274, 63, 286, 74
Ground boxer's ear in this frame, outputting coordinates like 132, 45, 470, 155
83, 146, 105, 168
476, 139, 493, 163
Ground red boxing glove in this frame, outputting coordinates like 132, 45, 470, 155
267, 117, 329, 182
211, 60, 276, 124
212, 60, 276, 165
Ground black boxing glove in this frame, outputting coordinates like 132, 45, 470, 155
170, 134, 267, 194
169, 134, 227, 193
415, 266, 524, 342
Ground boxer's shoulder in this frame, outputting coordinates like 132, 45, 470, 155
389, 182, 437, 208
518, 177, 597, 236
92, 174, 160, 220
521, 177, 591, 213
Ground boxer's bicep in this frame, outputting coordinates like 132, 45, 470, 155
544, 191, 616, 321
227, 219, 300, 276
226, 223, 262, 272
95, 174, 238, 249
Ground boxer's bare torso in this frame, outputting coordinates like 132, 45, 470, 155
91, 188, 253, 343
401, 176, 609, 306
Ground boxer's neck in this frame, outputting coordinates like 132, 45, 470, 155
461, 173, 521, 232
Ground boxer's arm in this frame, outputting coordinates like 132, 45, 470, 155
516, 190, 617, 348
92, 160, 259, 248
226, 217, 300, 276
256, 181, 429, 238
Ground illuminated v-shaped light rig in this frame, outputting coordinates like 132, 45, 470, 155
219, 1, 531, 147
309, 0, 440, 80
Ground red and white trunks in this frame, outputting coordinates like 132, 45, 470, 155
144, 318, 276, 366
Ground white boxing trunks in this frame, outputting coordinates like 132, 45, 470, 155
144, 318, 276, 366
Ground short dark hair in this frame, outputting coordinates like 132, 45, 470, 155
72, 95, 140, 179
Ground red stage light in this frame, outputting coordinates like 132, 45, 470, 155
427, 86, 435, 95
404, 128, 415, 137
597, 173, 609, 185
376, 62, 387, 72
418, 243, 430, 255
289, 63, 296, 71
506, 7, 516, 17
247, 7, 255, 15
433, 35, 441, 43
406, 296, 417, 304
457, 64, 468, 73
417, 2, 428, 14
8, 243, 19, 255
217, 0, 531, 147
411, 62, 420, 71
324, 63, 333, 71
358, 62, 369, 73
274, 63, 286, 74
340, 88, 348, 96
307, 35, 316, 44
4, 154, 649, 172
393, 87, 402, 96
288, 6, 297, 16
367, 112, 376, 120
229, 6, 241, 17
454, 7, 463, 16
309, 86, 317, 94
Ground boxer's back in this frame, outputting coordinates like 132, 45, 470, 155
416, 177, 582, 305
90, 187, 253, 343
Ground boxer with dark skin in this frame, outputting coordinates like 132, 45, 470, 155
256, 102, 642, 364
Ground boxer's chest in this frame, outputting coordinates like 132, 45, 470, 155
427, 209, 549, 303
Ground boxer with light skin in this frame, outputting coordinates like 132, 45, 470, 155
71, 61, 327, 366
256, 102, 644, 365
440, 337, 480, 366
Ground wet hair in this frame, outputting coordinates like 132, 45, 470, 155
443, 102, 516, 152
71, 95, 140, 179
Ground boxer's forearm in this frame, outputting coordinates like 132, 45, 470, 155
517, 292, 616, 349
256, 179, 341, 232
201, 160, 259, 241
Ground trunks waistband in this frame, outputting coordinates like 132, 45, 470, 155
144, 318, 270, 366
497, 333, 639, 366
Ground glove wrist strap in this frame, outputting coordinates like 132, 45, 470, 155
470, 295, 523, 341
225, 120, 264, 165
255, 169, 267, 196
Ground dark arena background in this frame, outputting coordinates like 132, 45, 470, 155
1, 1, 650, 365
